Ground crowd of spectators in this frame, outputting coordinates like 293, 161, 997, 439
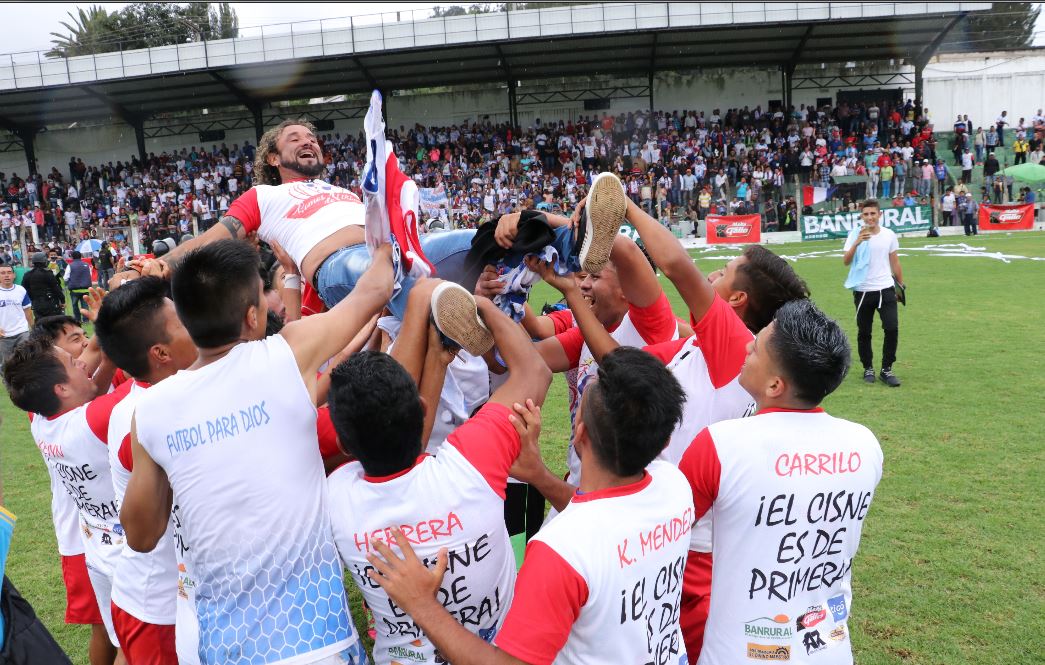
3, 97, 1044, 269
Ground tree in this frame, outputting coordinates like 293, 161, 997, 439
46, 6, 118, 58
942, 2, 1040, 52
47, 2, 239, 58
431, 4, 501, 18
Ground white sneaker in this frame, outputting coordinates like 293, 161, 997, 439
581, 172, 627, 273
430, 282, 494, 357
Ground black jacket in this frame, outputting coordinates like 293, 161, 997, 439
21, 267, 65, 316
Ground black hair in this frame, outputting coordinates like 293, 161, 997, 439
580, 347, 685, 476
31, 315, 80, 343
171, 239, 260, 348
769, 299, 851, 406
71, 250, 82, 259
327, 351, 424, 477
734, 245, 811, 333
2, 335, 67, 416
94, 277, 171, 379
265, 310, 284, 337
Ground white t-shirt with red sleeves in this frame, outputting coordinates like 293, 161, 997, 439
29, 382, 131, 573
327, 403, 520, 665
643, 295, 755, 556
107, 379, 179, 626
496, 462, 693, 665
554, 292, 679, 485
225, 179, 364, 270
679, 409, 883, 665
27, 412, 85, 557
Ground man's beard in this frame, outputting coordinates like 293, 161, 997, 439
282, 157, 325, 179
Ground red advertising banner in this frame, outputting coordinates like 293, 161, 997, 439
978, 204, 1035, 230
706, 214, 762, 244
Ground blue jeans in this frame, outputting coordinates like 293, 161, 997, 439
316, 227, 577, 319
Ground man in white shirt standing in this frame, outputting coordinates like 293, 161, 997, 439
843, 199, 905, 386
0, 264, 32, 370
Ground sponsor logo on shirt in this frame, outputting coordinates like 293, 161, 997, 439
829, 625, 847, 642
802, 629, 827, 655
387, 643, 426, 662
746, 643, 791, 661
743, 615, 793, 641
828, 594, 848, 622
795, 605, 827, 631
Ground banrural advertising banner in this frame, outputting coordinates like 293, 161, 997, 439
977, 203, 1034, 230
706, 214, 762, 244
801, 205, 932, 241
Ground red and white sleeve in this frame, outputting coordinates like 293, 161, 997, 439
693, 295, 753, 389
628, 292, 678, 345
678, 427, 721, 520
495, 540, 588, 665
446, 403, 520, 499
224, 187, 262, 234
553, 326, 585, 370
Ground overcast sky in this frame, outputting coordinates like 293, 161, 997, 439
4, 1, 1044, 54
3, 3, 446, 54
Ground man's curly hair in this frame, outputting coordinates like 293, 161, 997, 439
253, 119, 317, 186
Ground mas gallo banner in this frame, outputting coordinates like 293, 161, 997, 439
801, 205, 932, 240
706, 214, 762, 244
978, 203, 1034, 230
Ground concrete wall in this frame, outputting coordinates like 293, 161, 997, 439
923, 51, 1045, 130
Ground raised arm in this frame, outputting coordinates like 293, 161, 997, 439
528, 258, 619, 364
478, 297, 552, 409
622, 197, 716, 321
109, 215, 243, 288
121, 416, 173, 553
280, 245, 394, 398
419, 323, 456, 445
390, 279, 439, 386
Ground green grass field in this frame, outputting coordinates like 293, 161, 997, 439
2, 232, 1043, 664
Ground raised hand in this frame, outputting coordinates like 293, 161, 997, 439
507, 399, 545, 485
366, 529, 448, 616
79, 286, 107, 323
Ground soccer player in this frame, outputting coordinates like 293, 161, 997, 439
529, 194, 810, 658
93, 276, 199, 665
843, 199, 905, 387
3, 335, 131, 664
530, 175, 680, 493
367, 348, 693, 665
325, 280, 551, 665
116, 112, 617, 331
123, 239, 393, 665
679, 299, 883, 664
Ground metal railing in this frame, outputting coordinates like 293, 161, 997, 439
0, 2, 989, 91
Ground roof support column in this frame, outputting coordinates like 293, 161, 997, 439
507, 80, 518, 129
16, 127, 39, 176
132, 118, 147, 166
648, 72, 655, 113
914, 63, 924, 109
252, 104, 264, 144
